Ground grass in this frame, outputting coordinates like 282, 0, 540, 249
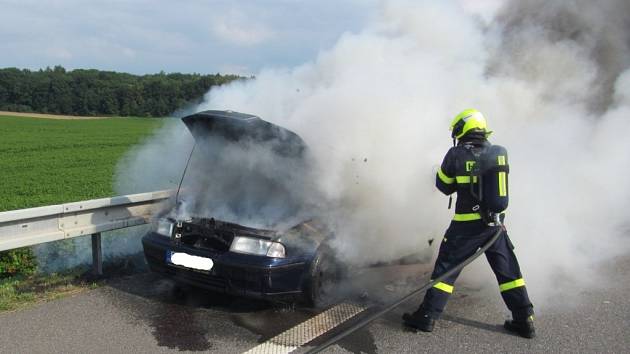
0, 115, 164, 211
0, 267, 98, 312
0, 113, 164, 312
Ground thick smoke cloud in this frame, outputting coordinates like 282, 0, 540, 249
116, 0, 630, 307
170, 133, 321, 230
490, 0, 630, 112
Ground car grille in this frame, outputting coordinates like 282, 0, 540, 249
222, 265, 265, 290
176, 268, 228, 290
176, 219, 235, 253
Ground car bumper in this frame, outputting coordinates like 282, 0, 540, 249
142, 232, 310, 300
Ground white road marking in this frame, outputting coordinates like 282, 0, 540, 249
242, 302, 367, 354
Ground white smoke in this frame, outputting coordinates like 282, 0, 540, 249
167, 133, 320, 230
116, 0, 630, 307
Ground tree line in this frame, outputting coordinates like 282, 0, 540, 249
0, 66, 242, 117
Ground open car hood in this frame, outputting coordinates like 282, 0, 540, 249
181, 110, 307, 158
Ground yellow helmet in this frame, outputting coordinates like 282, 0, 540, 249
450, 108, 491, 139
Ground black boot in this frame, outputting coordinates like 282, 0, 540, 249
402, 308, 435, 332
504, 316, 536, 338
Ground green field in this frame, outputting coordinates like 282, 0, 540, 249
0, 115, 164, 211
0, 114, 164, 311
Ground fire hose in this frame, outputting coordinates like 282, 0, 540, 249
305, 220, 505, 354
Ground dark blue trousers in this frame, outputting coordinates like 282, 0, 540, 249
420, 223, 534, 321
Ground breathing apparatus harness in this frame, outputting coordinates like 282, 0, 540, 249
449, 133, 510, 226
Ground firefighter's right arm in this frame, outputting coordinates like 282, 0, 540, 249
436, 148, 456, 195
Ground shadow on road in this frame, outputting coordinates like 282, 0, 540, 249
441, 314, 507, 335
89, 246, 435, 354
103, 269, 383, 353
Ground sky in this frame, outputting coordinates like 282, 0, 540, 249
0, 0, 380, 75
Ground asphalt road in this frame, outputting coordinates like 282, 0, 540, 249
1, 256, 628, 354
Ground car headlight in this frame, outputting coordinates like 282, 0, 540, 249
230, 236, 286, 258
155, 218, 174, 238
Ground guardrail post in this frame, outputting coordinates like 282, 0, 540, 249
91, 232, 103, 276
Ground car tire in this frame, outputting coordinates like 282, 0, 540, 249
304, 246, 344, 307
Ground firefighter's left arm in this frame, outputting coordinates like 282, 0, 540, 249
436, 148, 456, 195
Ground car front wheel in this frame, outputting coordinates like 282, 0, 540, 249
304, 246, 344, 307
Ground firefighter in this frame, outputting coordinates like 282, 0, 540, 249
402, 109, 536, 338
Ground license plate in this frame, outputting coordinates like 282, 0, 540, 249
167, 251, 214, 271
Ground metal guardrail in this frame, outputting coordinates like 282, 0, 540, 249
0, 190, 174, 274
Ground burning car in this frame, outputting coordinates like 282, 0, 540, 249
142, 110, 341, 305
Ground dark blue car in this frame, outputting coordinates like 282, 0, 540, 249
142, 110, 340, 305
